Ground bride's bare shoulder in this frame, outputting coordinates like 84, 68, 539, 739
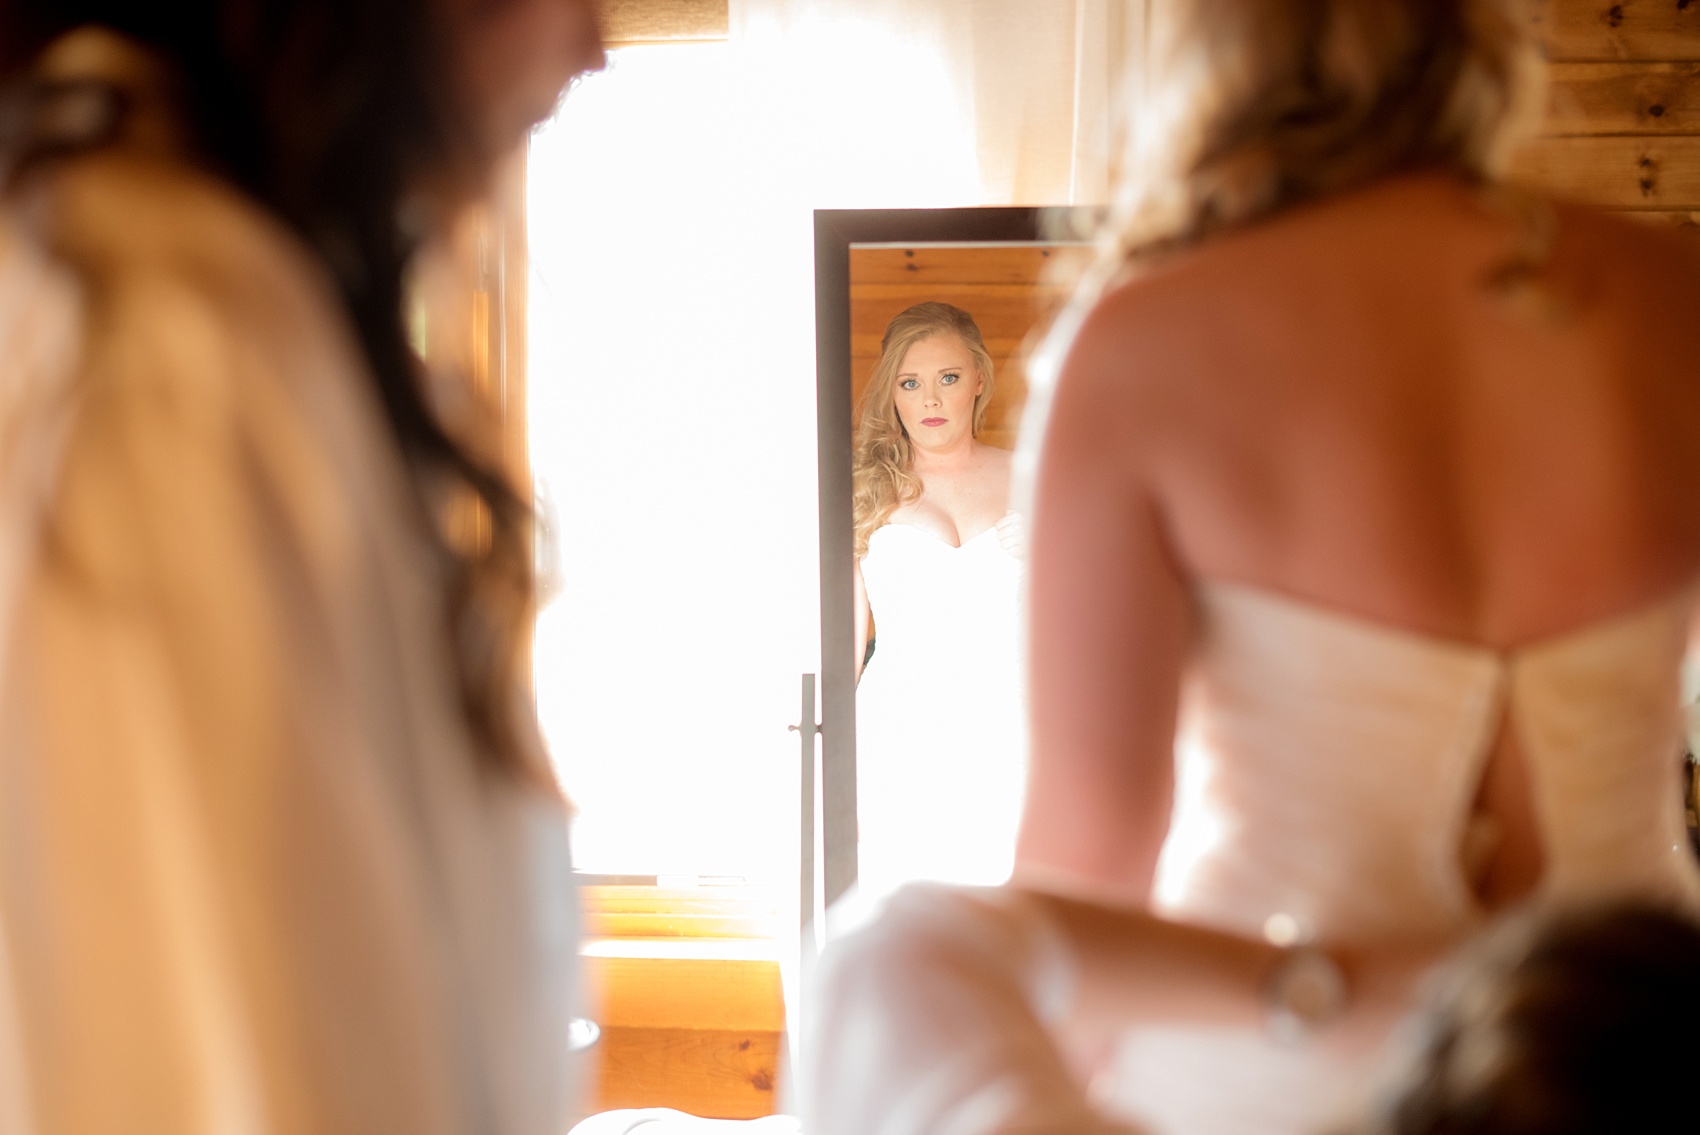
971, 443, 1015, 495
1552, 202, 1700, 292
1049, 254, 1222, 425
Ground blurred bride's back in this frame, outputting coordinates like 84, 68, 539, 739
1017, 2, 1700, 1132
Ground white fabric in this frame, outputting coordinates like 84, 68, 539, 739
810, 580, 1700, 1135
856, 522, 1027, 902
1159, 580, 1700, 938
729, 0, 1144, 206
1109, 580, 1700, 1135
569, 1109, 801, 1135
807, 885, 1136, 1135
0, 147, 577, 1133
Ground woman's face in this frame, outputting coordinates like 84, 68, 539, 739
444, 0, 607, 157
892, 333, 983, 453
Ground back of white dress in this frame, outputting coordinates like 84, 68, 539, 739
1107, 580, 1700, 1135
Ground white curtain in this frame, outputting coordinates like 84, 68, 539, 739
532, 2, 1147, 874
729, 0, 1146, 206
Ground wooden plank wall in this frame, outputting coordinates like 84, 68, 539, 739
583, 954, 784, 1119
579, 885, 784, 1119
848, 246, 1094, 452
602, 0, 729, 45
1513, 0, 1700, 226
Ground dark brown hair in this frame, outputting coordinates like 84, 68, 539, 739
1365, 902, 1700, 1135
0, 1, 544, 783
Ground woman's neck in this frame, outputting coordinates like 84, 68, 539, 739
911, 437, 978, 477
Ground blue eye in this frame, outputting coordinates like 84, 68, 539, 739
941, 373, 960, 385
899, 379, 919, 390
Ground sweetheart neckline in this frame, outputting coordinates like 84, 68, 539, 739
1198, 576, 1699, 657
872, 522, 1001, 552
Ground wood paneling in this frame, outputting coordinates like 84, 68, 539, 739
849, 245, 1090, 286
583, 953, 784, 1118
593, 1027, 779, 1119
848, 245, 1093, 452
1546, 62, 1700, 134
583, 884, 778, 939
586, 956, 784, 1031
1516, 5, 1700, 224
603, 0, 729, 45
579, 882, 784, 1119
851, 284, 1077, 338
1511, 135, 1700, 208
1533, 0, 1700, 61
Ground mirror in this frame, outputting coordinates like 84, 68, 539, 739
814, 208, 1094, 907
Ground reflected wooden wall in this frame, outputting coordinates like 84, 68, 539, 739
848, 245, 1094, 453
1513, 0, 1700, 225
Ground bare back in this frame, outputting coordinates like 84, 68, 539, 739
1129, 174, 1700, 640
1018, 171, 1700, 902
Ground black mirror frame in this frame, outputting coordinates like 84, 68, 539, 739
811, 206, 1095, 908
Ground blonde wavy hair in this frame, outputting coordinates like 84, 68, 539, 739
852, 302, 995, 558
1090, 0, 1546, 279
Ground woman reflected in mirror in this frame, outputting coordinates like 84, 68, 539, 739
850, 301, 1026, 901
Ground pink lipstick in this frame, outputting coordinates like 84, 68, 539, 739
921, 417, 947, 427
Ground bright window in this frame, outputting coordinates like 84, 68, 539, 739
528, 36, 979, 884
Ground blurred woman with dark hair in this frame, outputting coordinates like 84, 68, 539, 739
1365, 901, 1700, 1135
0, 2, 601, 1131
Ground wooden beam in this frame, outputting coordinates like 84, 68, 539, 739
586, 956, 784, 1032
848, 283, 1076, 338
1510, 135, 1700, 208
583, 955, 783, 1119
1544, 61, 1700, 134
603, 0, 728, 45
582, 884, 778, 940
592, 1027, 779, 1119
1533, 0, 1700, 61
846, 245, 1093, 287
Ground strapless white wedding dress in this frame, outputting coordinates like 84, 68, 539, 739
855, 521, 1026, 902
1106, 580, 1700, 1135
809, 577, 1700, 1135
